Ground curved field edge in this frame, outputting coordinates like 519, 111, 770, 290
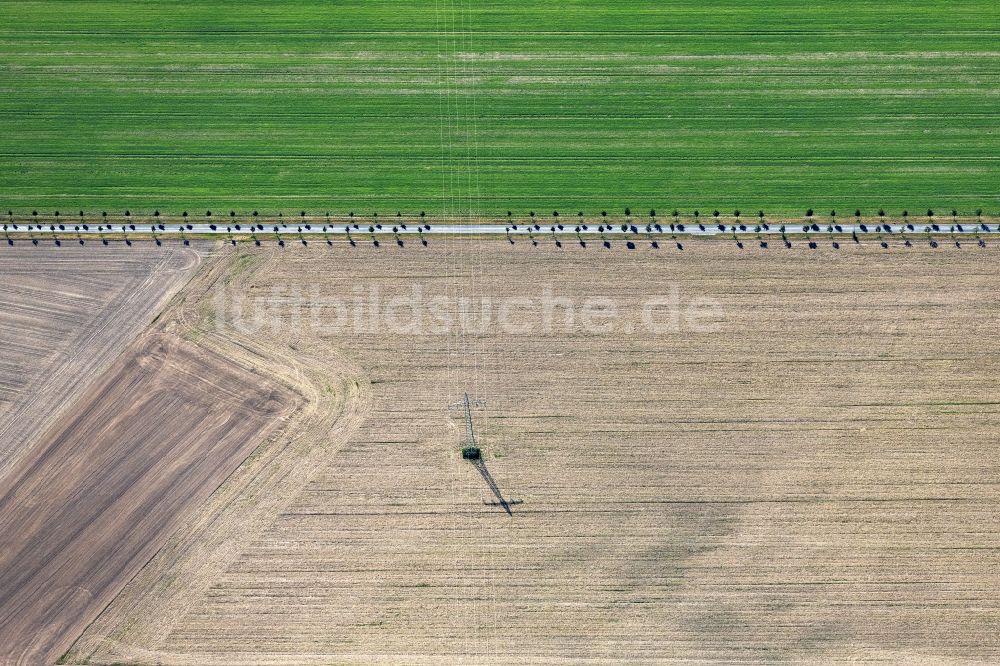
65, 246, 373, 665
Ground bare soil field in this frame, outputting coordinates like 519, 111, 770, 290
67, 240, 1000, 664
0, 326, 296, 665
0, 244, 200, 480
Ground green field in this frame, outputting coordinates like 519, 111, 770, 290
1, 1, 998, 218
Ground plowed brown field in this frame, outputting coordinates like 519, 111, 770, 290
0, 329, 296, 665
0, 244, 201, 480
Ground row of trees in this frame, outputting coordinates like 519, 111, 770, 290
3, 207, 994, 251
4, 208, 990, 242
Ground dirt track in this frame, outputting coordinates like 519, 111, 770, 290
67, 240, 1000, 664
0, 329, 296, 665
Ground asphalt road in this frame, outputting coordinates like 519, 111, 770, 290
3, 219, 995, 241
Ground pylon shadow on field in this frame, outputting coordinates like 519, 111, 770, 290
474, 459, 513, 516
